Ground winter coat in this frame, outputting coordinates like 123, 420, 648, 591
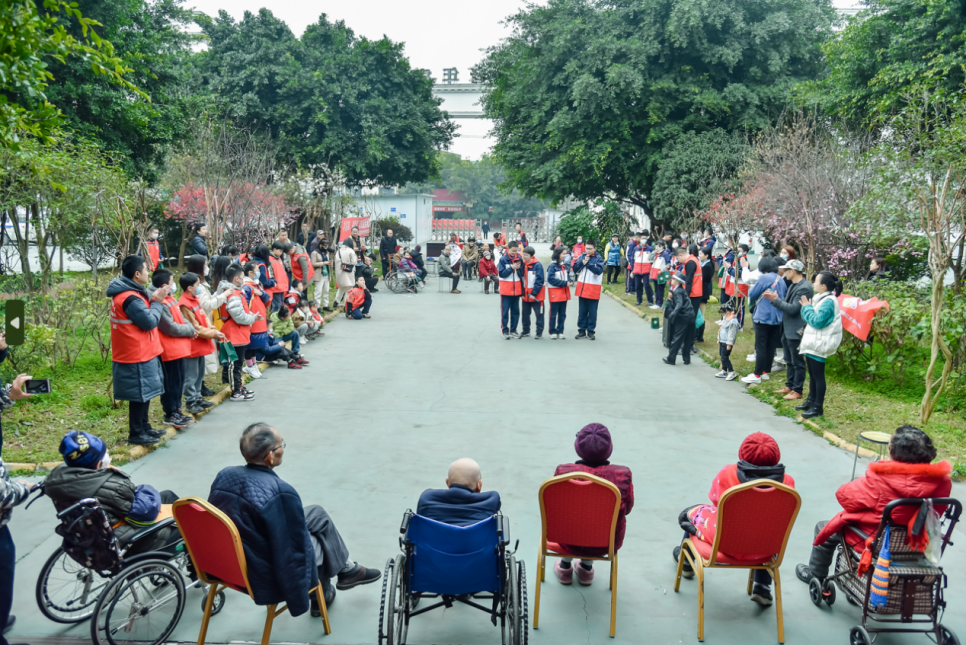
770, 278, 813, 340
800, 292, 843, 359
379, 236, 397, 259
0, 458, 30, 528
546, 262, 570, 287
524, 259, 545, 300
462, 242, 480, 263
251, 257, 276, 291
815, 460, 953, 549
270, 312, 296, 337
209, 465, 316, 616
187, 234, 209, 258
665, 285, 695, 325
416, 484, 502, 527
554, 461, 634, 552
411, 251, 425, 270
398, 257, 419, 273
217, 280, 258, 326
478, 257, 497, 277
749, 273, 786, 325
195, 280, 228, 321
44, 464, 165, 548
106, 277, 164, 402
334, 247, 358, 289
438, 253, 456, 277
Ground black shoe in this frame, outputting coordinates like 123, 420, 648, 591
144, 427, 166, 437
663, 357, 675, 365
795, 399, 814, 411
310, 588, 336, 617
795, 564, 814, 584
673, 546, 694, 579
370, 287, 379, 292
750, 583, 773, 606
802, 406, 824, 419
201, 385, 218, 397
336, 563, 382, 590
128, 432, 161, 446
587, 332, 595, 340
163, 414, 192, 429
323, 306, 333, 312
575, 331, 587, 340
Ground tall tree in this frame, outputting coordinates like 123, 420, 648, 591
192, 9, 456, 187
474, 0, 836, 230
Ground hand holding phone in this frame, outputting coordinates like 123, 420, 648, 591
24, 378, 51, 394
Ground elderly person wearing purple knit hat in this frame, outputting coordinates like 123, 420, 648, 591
552, 423, 635, 586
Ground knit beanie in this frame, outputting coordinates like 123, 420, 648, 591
738, 433, 781, 466
60, 430, 107, 469
575, 423, 613, 463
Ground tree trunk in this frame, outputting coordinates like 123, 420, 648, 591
8, 208, 35, 291
177, 222, 188, 271
59, 236, 64, 274
920, 268, 953, 424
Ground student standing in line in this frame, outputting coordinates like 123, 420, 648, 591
497, 241, 524, 339
520, 246, 546, 340
546, 246, 571, 339
649, 241, 667, 309
573, 240, 605, 340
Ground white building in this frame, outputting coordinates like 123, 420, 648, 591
352, 193, 435, 247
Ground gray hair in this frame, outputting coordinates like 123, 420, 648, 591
240, 423, 277, 463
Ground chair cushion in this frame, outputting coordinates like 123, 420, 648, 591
689, 538, 775, 566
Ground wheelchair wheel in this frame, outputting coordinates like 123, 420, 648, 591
940, 626, 961, 645
36, 547, 110, 624
201, 588, 226, 616
808, 577, 824, 607
822, 580, 836, 606
511, 559, 528, 645
380, 555, 408, 645
90, 559, 186, 645
849, 626, 871, 645
387, 274, 408, 294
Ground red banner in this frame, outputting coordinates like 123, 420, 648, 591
338, 216, 370, 242
837, 294, 890, 342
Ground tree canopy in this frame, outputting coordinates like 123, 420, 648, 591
192, 9, 456, 187
474, 0, 836, 229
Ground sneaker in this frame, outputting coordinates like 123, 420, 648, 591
750, 583, 773, 607
550, 334, 558, 340
519, 332, 531, 338
128, 432, 161, 446
715, 370, 728, 378
163, 415, 190, 429
746, 353, 757, 362
230, 390, 255, 402
535, 334, 543, 340
673, 546, 694, 579
587, 332, 596, 340
575, 560, 594, 586
288, 361, 303, 369
201, 385, 218, 397
761, 373, 770, 380
336, 563, 382, 590
725, 371, 738, 381
185, 402, 207, 415
241, 387, 255, 396
242, 365, 261, 379
450, 289, 461, 294
503, 332, 511, 340
554, 560, 573, 585
575, 331, 587, 340
741, 373, 762, 384
199, 399, 215, 408
144, 427, 166, 438
649, 304, 661, 310
510, 332, 521, 339
297, 357, 310, 365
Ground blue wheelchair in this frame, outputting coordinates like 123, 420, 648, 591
378, 511, 528, 645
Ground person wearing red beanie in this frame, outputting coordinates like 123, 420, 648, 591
673, 433, 795, 607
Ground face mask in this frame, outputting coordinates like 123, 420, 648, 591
577, 238, 582, 243
150, 232, 158, 240
780, 253, 789, 261
204, 266, 209, 275
101, 452, 112, 468
672, 242, 679, 249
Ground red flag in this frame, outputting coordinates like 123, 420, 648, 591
338, 216, 371, 242
837, 294, 890, 342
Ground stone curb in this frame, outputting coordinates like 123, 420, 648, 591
606, 290, 883, 464
8, 309, 342, 473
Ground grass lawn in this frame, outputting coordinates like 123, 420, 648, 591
602, 280, 966, 478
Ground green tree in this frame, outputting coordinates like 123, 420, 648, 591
0, 0, 145, 151
474, 0, 836, 230
192, 9, 456, 186
797, 0, 966, 128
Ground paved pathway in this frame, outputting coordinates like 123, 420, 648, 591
9, 244, 966, 644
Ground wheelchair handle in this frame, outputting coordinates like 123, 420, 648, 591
55, 497, 100, 521
24, 479, 47, 510
882, 497, 962, 525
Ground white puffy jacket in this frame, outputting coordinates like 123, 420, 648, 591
800, 292, 843, 359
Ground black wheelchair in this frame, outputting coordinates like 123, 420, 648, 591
34, 492, 225, 645
378, 511, 527, 645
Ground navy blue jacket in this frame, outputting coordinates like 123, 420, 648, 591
252, 257, 276, 290
209, 465, 314, 616
416, 484, 502, 527
546, 262, 570, 288
524, 259, 545, 300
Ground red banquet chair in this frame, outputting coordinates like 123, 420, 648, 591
172, 497, 331, 645
534, 472, 622, 637
673, 480, 801, 643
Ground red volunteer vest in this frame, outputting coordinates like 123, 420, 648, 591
523, 260, 545, 303
238, 253, 250, 264
498, 255, 524, 296
725, 255, 750, 297
291, 252, 315, 283
245, 282, 268, 334
145, 240, 161, 271
159, 295, 193, 362
178, 292, 215, 359
686, 256, 703, 297
548, 264, 571, 303
574, 257, 603, 300
268, 256, 289, 294
219, 288, 252, 346
110, 290, 163, 364
345, 287, 366, 310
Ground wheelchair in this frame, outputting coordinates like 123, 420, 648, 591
35, 494, 226, 645
378, 511, 527, 645
384, 259, 422, 294
805, 497, 962, 645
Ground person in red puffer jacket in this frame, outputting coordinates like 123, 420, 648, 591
478, 250, 498, 294
673, 433, 795, 607
552, 423, 634, 587
795, 425, 952, 585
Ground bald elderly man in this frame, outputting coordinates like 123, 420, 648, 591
416, 458, 501, 526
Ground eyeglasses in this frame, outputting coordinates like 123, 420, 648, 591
272, 442, 286, 453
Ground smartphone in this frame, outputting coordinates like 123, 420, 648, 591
24, 379, 51, 394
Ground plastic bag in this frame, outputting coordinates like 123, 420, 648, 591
923, 501, 942, 566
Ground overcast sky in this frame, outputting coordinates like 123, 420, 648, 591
186, 0, 862, 161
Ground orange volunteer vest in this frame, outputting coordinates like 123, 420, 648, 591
219, 288, 253, 346
178, 292, 215, 359
159, 296, 193, 361
110, 290, 163, 363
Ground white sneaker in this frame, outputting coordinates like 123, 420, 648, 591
741, 373, 762, 384
551, 334, 558, 339
725, 371, 738, 381
746, 353, 757, 362
715, 370, 728, 378
761, 373, 770, 380
242, 365, 260, 379
252, 364, 264, 379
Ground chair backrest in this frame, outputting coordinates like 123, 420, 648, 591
711, 480, 801, 566
54, 498, 123, 574
406, 514, 501, 595
539, 473, 621, 555
172, 497, 250, 596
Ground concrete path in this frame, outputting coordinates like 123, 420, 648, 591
9, 243, 966, 644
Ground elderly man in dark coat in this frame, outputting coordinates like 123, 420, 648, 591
208, 423, 381, 618
417, 458, 501, 527
107, 256, 169, 446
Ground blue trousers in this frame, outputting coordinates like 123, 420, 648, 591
577, 298, 599, 333
522, 300, 544, 336
271, 292, 283, 313
633, 274, 653, 305
278, 331, 300, 353
501, 296, 520, 334
549, 301, 567, 334
0, 526, 13, 645
654, 282, 666, 306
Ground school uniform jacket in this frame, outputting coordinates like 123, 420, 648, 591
497, 253, 524, 296
573, 253, 605, 300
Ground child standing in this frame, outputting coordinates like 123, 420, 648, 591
149, 269, 197, 429
546, 246, 571, 339
715, 303, 739, 381
216, 265, 260, 401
